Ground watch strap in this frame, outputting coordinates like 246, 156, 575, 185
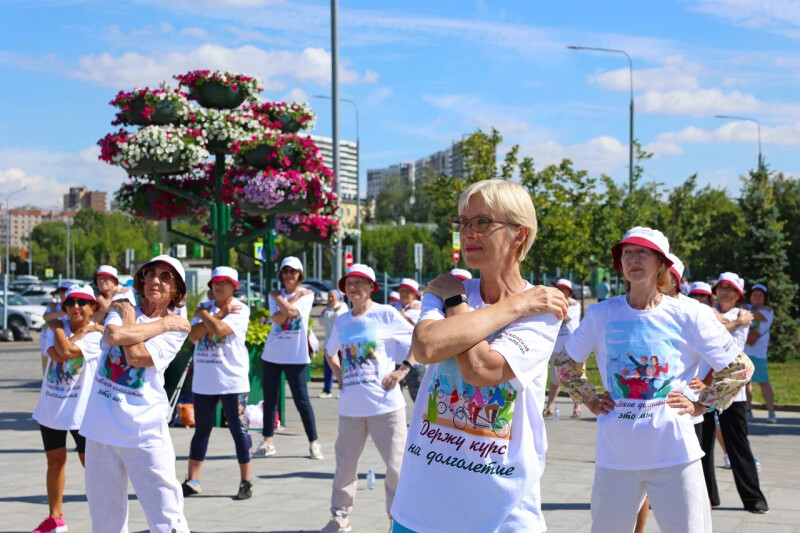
444, 294, 468, 310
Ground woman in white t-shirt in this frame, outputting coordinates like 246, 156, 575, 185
80, 255, 192, 533
31, 284, 103, 533
320, 264, 416, 533
553, 228, 754, 533
391, 179, 569, 533
181, 266, 253, 501
254, 256, 321, 459
543, 278, 582, 419
397, 277, 426, 402
744, 283, 777, 423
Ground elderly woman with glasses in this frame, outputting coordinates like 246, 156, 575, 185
554, 229, 755, 533
31, 285, 104, 533
254, 256, 322, 460
391, 179, 569, 533
80, 255, 191, 533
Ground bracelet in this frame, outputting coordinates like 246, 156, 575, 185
401, 360, 413, 370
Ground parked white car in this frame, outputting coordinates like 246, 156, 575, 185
0, 291, 46, 331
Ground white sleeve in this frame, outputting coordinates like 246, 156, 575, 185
144, 331, 188, 372
43, 328, 56, 351
419, 292, 445, 322
73, 331, 104, 361
565, 303, 581, 334
490, 314, 560, 391
325, 315, 342, 357
296, 293, 315, 320
564, 305, 600, 363
222, 301, 250, 341
105, 309, 123, 327
388, 308, 414, 363
730, 323, 749, 353
268, 294, 278, 315
691, 306, 739, 372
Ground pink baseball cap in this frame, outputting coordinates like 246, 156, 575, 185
713, 272, 744, 302
611, 227, 672, 272
208, 266, 240, 290
338, 264, 379, 293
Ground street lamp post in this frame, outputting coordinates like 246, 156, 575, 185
568, 45, 635, 194
3, 186, 27, 332
63, 202, 80, 280
315, 94, 361, 263
715, 115, 762, 168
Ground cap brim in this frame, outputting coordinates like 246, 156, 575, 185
611, 236, 673, 271
398, 283, 420, 296
339, 272, 380, 293
208, 276, 241, 290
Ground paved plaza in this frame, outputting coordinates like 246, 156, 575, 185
2, 337, 799, 532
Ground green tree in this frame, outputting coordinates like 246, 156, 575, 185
375, 174, 412, 223
738, 164, 800, 360
772, 173, 800, 309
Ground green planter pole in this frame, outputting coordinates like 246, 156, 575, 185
263, 214, 286, 426
214, 152, 229, 267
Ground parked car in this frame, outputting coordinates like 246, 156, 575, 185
300, 283, 329, 305
20, 284, 58, 306
0, 291, 44, 338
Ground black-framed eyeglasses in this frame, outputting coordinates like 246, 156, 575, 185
140, 268, 175, 284
449, 215, 520, 233
65, 298, 92, 307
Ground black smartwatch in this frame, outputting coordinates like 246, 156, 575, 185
401, 360, 413, 370
443, 294, 468, 311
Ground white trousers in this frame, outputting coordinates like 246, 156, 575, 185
85, 438, 189, 533
591, 460, 711, 533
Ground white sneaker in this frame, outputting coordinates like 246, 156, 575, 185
253, 440, 277, 457
320, 516, 351, 533
767, 412, 778, 424
318, 391, 333, 399
723, 453, 731, 469
310, 442, 324, 460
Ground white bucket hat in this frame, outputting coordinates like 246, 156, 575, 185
713, 272, 744, 301
94, 265, 119, 284
554, 278, 573, 294
666, 253, 685, 291
62, 284, 97, 310
449, 268, 472, 281
389, 291, 401, 302
611, 226, 672, 271
338, 264, 379, 293
208, 266, 240, 290
688, 281, 712, 297
398, 278, 420, 297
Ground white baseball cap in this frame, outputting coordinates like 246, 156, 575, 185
208, 266, 240, 289
280, 256, 303, 272
94, 265, 119, 284
713, 272, 744, 301
688, 281, 712, 297
398, 278, 420, 297
140, 254, 186, 285
611, 226, 672, 271
449, 268, 472, 281
389, 291, 401, 302
554, 278, 573, 293
338, 264, 379, 293
666, 253, 685, 291
62, 284, 97, 308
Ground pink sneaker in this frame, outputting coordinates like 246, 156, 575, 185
33, 515, 68, 533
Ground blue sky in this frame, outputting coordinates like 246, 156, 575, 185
3, 0, 800, 209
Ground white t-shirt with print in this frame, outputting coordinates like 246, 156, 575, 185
261, 289, 314, 365
553, 299, 581, 354
325, 303, 413, 417
33, 318, 103, 430
565, 295, 739, 471
391, 279, 561, 533
744, 305, 773, 359
191, 299, 251, 395
80, 307, 188, 448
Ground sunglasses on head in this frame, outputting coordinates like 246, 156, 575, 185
65, 298, 92, 307
140, 268, 175, 284
449, 215, 520, 233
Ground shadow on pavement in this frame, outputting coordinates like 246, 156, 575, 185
0, 412, 38, 431
542, 502, 591, 511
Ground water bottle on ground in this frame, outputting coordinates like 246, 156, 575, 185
367, 469, 376, 490
754, 458, 761, 479
553, 406, 560, 423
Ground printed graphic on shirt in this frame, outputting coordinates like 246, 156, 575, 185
605, 320, 679, 401
423, 358, 517, 441
279, 315, 304, 332
99, 345, 145, 389
340, 321, 379, 387
46, 358, 84, 387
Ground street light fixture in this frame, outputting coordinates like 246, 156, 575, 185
3, 186, 27, 333
714, 115, 763, 168
568, 45, 635, 195
315, 94, 361, 263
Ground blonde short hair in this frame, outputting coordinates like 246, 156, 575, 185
458, 179, 537, 262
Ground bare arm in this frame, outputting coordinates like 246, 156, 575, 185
270, 290, 311, 324
43, 303, 66, 322
53, 328, 85, 361
46, 346, 62, 363
104, 304, 188, 346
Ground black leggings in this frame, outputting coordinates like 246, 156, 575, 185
261, 361, 317, 441
40, 424, 85, 453
190, 392, 252, 464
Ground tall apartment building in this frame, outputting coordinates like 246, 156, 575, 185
0, 209, 77, 248
366, 163, 414, 199
309, 135, 359, 201
63, 186, 107, 211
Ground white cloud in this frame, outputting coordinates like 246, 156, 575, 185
644, 140, 684, 156
589, 57, 702, 91
423, 93, 534, 135
180, 27, 209, 39
655, 121, 800, 146
638, 88, 762, 116
0, 146, 127, 209
517, 136, 629, 175
281, 87, 309, 104
689, 0, 800, 39
68, 44, 377, 89
363, 87, 393, 107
